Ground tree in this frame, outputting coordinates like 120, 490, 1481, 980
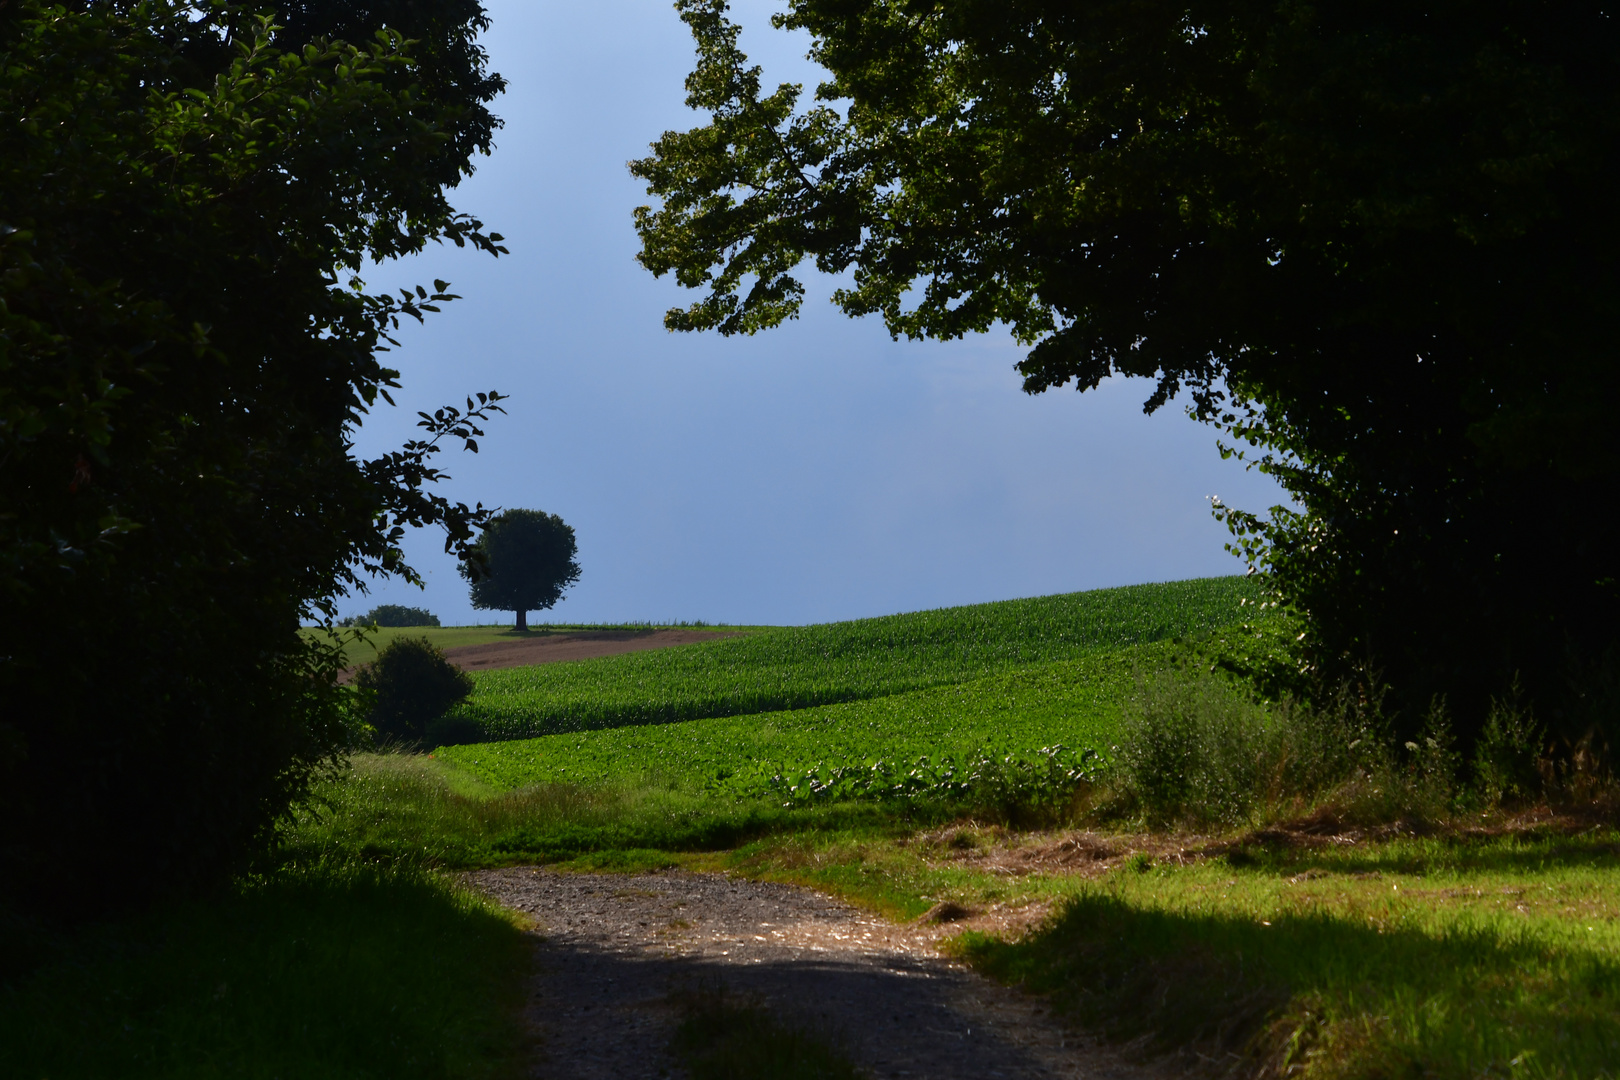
1, 0, 506, 912
344, 604, 442, 627
461, 509, 581, 630
631, 0, 1620, 751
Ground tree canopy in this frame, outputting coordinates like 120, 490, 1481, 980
1, 0, 506, 910
632, 0, 1620, 748
461, 509, 581, 630
344, 604, 442, 627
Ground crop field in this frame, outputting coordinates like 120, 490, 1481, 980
436, 646, 1172, 804
450, 577, 1268, 740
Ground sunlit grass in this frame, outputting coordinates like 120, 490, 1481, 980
285, 753, 929, 869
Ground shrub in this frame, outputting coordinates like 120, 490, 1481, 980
1473, 688, 1545, 807
1111, 666, 1377, 826
353, 639, 475, 746
1108, 664, 1485, 828
1114, 667, 1354, 829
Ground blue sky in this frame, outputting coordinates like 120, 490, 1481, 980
344, 0, 1286, 627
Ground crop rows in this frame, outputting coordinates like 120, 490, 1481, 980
436, 646, 1166, 804
450, 576, 1266, 739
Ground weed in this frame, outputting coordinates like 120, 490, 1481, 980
1474, 685, 1546, 807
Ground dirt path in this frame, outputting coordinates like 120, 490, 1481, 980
442, 629, 741, 673
471, 868, 1155, 1080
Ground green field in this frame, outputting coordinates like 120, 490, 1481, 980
450, 577, 1265, 739
437, 646, 1166, 803
20, 575, 1617, 1080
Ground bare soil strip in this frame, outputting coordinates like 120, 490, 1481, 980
440, 630, 742, 673
471, 867, 1155, 1080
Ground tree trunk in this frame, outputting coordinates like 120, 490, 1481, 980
515, 608, 528, 632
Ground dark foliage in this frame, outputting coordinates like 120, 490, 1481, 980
353, 637, 474, 745
342, 604, 442, 628
459, 509, 581, 631
632, 0, 1620, 752
0, 1, 503, 913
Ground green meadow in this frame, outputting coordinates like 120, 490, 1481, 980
12, 576, 1618, 1080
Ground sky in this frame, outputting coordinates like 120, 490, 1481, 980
343, 0, 1287, 628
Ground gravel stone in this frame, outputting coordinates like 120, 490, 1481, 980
469, 867, 1162, 1080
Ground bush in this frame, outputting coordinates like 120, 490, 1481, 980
353, 639, 475, 746
1473, 688, 1546, 807
341, 604, 442, 628
1108, 664, 1486, 828
1113, 666, 1370, 827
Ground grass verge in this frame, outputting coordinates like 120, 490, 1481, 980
285, 752, 938, 869
962, 833, 1620, 1078
1, 862, 533, 1080
713, 822, 1620, 1079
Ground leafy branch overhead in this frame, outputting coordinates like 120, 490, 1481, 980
633, 0, 1620, 747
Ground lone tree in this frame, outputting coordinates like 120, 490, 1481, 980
462, 509, 581, 630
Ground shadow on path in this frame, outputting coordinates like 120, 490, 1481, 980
471, 868, 1153, 1080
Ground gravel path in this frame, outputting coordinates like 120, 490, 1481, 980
470, 867, 1159, 1080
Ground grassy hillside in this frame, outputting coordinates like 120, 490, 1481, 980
436, 646, 1168, 801
452, 576, 1267, 739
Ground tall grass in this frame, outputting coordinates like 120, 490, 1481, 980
1110, 665, 1378, 826
957, 834, 1620, 1079
1104, 664, 1565, 828
1, 862, 531, 1079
